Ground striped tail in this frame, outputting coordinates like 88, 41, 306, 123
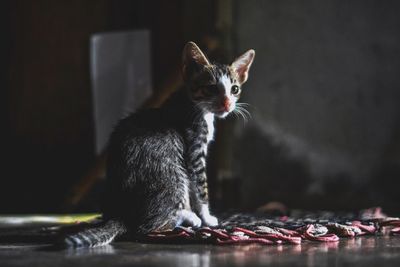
62, 220, 126, 248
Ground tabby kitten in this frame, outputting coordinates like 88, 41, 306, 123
63, 42, 255, 248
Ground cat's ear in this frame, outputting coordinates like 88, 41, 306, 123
231, 49, 255, 84
182, 41, 211, 80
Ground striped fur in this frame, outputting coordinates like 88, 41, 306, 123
62, 220, 126, 248
61, 42, 254, 248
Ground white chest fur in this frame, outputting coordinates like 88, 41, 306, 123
204, 113, 215, 143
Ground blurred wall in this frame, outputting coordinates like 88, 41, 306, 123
234, 0, 400, 211
2, 1, 108, 213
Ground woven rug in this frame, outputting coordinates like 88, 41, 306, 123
144, 207, 400, 245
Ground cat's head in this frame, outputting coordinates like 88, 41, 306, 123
182, 41, 255, 118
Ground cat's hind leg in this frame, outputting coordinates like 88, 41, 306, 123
134, 160, 202, 232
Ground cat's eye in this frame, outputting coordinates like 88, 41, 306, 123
231, 85, 241, 95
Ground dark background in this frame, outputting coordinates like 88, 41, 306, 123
1, 0, 400, 214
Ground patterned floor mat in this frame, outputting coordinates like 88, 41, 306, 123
145, 207, 400, 245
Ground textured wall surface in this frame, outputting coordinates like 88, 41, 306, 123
234, 0, 400, 211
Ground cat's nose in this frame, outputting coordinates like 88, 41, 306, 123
221, 97, 231, 111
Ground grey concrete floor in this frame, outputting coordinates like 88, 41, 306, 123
1, 236, 400, 267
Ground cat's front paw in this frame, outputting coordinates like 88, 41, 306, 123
201, 214, 219, 227
199, 204, 219, 227
187, 213, 202, 227
176, 210, 202, 228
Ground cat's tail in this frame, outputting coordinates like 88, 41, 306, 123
60, 220, 126, 249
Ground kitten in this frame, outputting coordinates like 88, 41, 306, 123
62, 42, 255, 248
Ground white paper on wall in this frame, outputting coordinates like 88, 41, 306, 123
90, 30, 152, 155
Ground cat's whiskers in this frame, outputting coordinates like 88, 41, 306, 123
236, 103, 252, 118
233, 104, 252, 125
232, 110, 240, 122
240, 107, 252, 120
235, 109, 248, 124
235, 102, 252, 111
235, 102, 251, 107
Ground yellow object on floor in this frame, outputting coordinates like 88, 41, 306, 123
0, 214, 101, 227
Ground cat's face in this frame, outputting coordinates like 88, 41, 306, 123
182, 42, 255, 118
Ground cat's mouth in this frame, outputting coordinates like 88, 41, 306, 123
203, 104, 232, 118
214, 108, 230, 118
